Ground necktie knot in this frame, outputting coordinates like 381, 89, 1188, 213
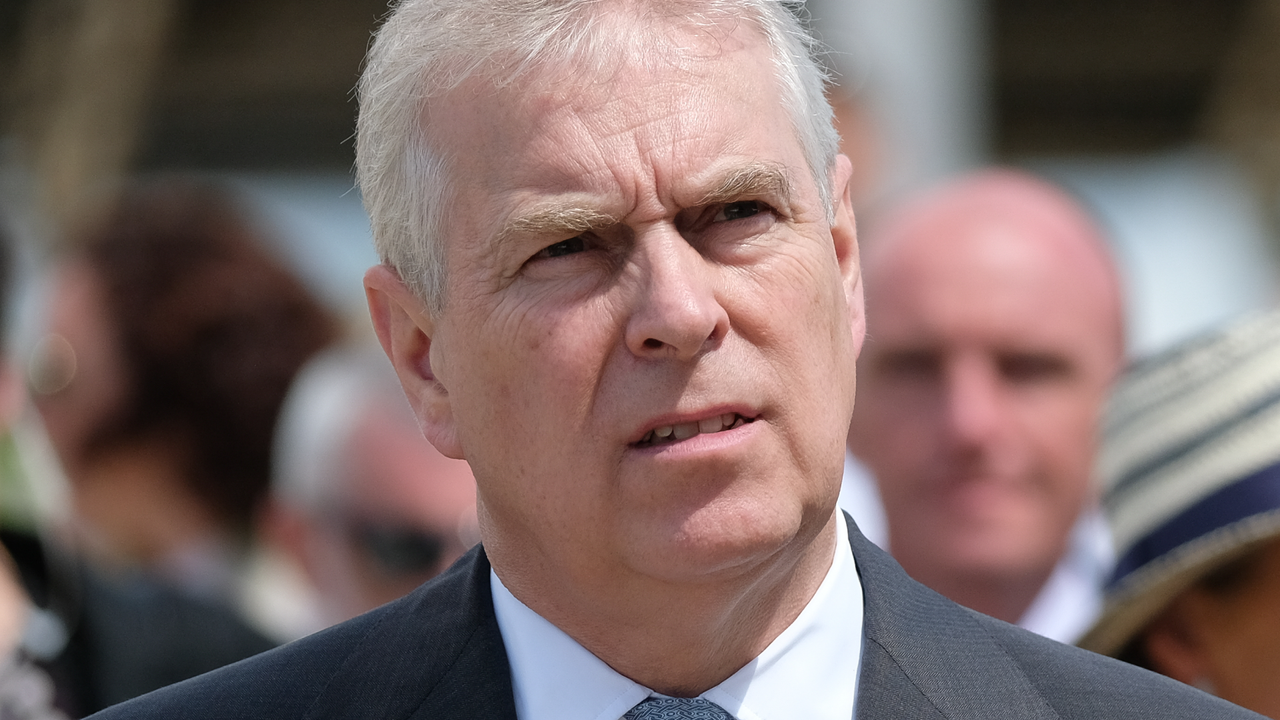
623, 696, 734, 720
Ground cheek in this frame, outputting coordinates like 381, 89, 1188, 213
1020, 393, 1102, 494
450, 300, 619, 474
744, 251, 855, 371
1200, 590, 1280, 696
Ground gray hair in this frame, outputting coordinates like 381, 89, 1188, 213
356, 0, 838, 313
272, 345, 420, 512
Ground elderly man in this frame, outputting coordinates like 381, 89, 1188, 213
848, 170, 1124, 642
90, 2, 1254, 718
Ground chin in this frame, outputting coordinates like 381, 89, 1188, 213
946, 533, 1059, 578
630, 499, 812, 582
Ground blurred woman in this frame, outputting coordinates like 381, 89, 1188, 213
31, 178, 337, 598
1081, 309, 1280, 718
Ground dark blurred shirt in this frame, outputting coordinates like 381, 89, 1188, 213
3, 530, 275, 717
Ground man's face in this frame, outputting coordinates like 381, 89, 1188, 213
849, 208, 1120, 585
392, 22, 862, 594
270, 405, 479, 625
327, 406, 478, 614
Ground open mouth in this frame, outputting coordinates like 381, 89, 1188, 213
634, 413, 754, 447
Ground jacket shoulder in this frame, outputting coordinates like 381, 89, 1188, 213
846, 515, 1263, 719
980, 617, 1265, 719
86, 546, 512, 720
84, 605, 383, 720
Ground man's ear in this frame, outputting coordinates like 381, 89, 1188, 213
830, 154, 866, 356
364, 265, 464, 459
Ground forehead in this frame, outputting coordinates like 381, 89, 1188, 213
866, 210, 1120, 353
422, 17, 802, 239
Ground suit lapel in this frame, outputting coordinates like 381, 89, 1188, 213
405, 550, 515, 720
847, 515, 1060, 720
304, 546, 517, 720
856, 638, 946, 719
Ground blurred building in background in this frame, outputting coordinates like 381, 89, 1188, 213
3, 0, 1278, 352
810, 0, 1280, 356
0, 0, 385, 331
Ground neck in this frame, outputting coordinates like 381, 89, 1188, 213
493, 511, 840, 696
900, 558, 1052, 624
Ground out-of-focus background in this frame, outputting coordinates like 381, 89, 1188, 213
3, 0, 1279, 350
814, 0, 1280, 357
5, 0, 1279, 351
1, 0, 389, 327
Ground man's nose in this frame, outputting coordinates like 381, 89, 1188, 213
943, 355, 1004, 447
623, 229, 729, 361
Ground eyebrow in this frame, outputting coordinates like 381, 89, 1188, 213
496, 205, 620, 246
493, 162, 794, 246
696, 161, 793, 208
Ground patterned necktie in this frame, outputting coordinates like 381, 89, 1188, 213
623, 696, 735, 720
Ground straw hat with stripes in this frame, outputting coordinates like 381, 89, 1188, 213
1079, 309, 1280, 656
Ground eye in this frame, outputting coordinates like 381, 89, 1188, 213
998, 352, 1072, 383
713, 201, 765, 222
534, 236, 587, 259
877, 349, 941, 381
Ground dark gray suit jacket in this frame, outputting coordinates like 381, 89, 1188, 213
88, 517, 1261, 719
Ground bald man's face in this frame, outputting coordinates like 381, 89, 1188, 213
849, 196, 1122, 596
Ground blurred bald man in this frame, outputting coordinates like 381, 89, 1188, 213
848, 169, 1125, 642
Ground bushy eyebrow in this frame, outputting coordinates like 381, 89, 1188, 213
496, 205, 620, 245
494, 162, 793, 246
696, 162, 793, 208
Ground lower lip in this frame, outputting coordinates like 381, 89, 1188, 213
628, 419, 761, 458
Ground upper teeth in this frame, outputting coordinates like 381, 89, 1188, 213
640, 413, 746, 445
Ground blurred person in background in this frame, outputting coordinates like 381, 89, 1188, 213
29, 178, 339, 601
252, 346, 478, 640
0, 208, 275, 717
0, 214, 66, 719
1081, 309, 1280, 718
848, 169, 1125, 642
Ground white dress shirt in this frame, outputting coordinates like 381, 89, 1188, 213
491, 512, 865, 720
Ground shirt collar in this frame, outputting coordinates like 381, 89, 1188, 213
491, 512, 864, 720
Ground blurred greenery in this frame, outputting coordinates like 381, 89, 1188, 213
0, 431, 37, 533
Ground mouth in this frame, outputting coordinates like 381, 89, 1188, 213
633, 413, 755, 448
